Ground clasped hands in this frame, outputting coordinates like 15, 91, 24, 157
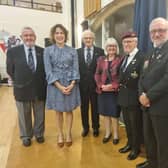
101, 84, 113, 92
139, 92, 150, 107
54, 81, 75, 95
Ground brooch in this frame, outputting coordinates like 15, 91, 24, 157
131, 71, 138, 79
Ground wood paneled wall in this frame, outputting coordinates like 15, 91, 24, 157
84, 0, 101, 18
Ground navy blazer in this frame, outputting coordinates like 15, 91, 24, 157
6, 45, 46, 101
118, 50, 144, 107
77, 46, 104, 93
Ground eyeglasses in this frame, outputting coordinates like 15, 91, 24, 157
122, 40, 136, 44
83, 37, 94, 40
150, 29, 168, 34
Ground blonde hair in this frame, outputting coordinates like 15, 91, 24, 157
104, 37, 119, 55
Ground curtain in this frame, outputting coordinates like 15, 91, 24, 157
133, 0, 167, 53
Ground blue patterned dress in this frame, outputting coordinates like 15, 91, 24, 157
43, 44, 81, 112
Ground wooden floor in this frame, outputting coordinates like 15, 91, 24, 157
0, 86, 145, 168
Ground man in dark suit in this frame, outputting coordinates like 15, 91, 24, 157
77, 30, 104, 137
118, 32, 144, 160
7, 27, 46, 147
139, 17, 168, 168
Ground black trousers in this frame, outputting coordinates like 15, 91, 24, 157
143, 111, 168, 168
80, 90, 99, 130
122, 106, 143, 152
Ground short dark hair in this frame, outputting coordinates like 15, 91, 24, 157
50, 24, 68, 43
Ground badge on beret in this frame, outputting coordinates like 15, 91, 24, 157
131, 71, 138, 78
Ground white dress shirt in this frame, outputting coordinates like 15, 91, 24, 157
125, 47, 139, 68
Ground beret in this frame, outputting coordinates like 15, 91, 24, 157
122, 31, 137, 40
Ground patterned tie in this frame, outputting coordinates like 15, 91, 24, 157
86, 48, 92, 65
28, 48, 35, 72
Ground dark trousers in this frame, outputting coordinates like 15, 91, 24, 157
80, 90, 99, 130
143, 111, 168, 168
122, 106, 143, 152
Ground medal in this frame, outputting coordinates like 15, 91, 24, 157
131, 71, 138, 78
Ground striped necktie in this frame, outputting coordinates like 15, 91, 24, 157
28, 48, 35, 72
86, 48, 92, 65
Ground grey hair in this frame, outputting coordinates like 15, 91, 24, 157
104, 37, 119, 55
149, 17, 168, 31
82, 29, 95, 39
21, 26, 36, 35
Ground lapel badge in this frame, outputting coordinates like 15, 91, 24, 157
143, 60, 149, 69
131, 59, 136, 64
131, 71, 138, 79
156, 54, 162, 59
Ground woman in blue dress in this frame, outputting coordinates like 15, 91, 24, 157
43, 24, 80, 147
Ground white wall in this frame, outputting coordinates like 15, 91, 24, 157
0, 3, 71, 78
0, 4, 71, 47
76, 0, 84, 48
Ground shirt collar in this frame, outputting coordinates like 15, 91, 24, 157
84, 46, 94, 51
24, 44, 35, 51
128, 47, 138, 57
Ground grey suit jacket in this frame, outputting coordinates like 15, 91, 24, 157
139, 41, 168, 116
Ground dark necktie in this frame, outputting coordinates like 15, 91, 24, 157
86, 48, 92, 65
154, 47, 160, 55
154, 47, 161, 58
28, 48, 35, 72
122, 55, 129, 72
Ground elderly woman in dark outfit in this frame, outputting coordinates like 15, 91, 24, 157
43, 24, 80, 147
95, 38, 123, 144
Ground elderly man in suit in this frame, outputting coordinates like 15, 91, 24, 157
138, 17, 168, 168
118, 31, 144, 160
6, 27, 46, 147
77, 30, 104, 137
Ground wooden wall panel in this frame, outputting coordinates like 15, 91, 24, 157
84, 0, 101, 18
